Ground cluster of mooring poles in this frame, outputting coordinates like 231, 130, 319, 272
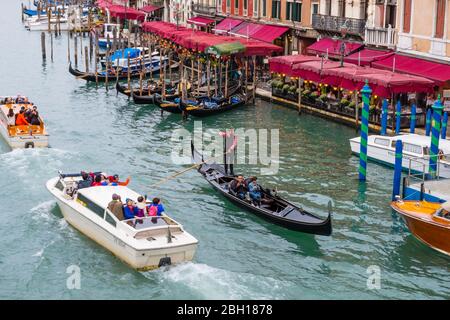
357, 82, 448, 200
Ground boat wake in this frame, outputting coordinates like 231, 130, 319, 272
145, 262, 287, 300
30, 200, 57, 221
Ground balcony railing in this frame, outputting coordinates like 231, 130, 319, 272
193, 4, 217, 16
312, 14, 365, 35
365, 25, 396, 48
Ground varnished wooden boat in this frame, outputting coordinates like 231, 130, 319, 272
391, 200, 450, 255
116, 81, 161, 97
132, 84, 179, 105
153, 93, 182, 114
191, 142, 333, 235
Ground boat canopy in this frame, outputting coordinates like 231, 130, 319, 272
110, 48, 141, 61
206, 42, 246, 56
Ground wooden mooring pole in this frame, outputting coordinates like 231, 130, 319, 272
84, 46, 89, 73
41, 32, 46, 60
74, 35, 78, 69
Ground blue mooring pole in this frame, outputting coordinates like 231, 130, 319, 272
359, 80, 371, 181
380, 99, 388, 136
392, 140, 403, 201
395, 100, 401, 134
425, 108, 432, 136
410, 103, 416, 133
441, 112, 448, 139
429, 96, 444, 178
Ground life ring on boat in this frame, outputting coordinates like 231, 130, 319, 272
25, 141, 35, 149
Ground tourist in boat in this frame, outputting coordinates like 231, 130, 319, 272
229, 175, 247, 200
108, 194, 124, 221
24, 106, 33, 122
15, 95, 25, 103
91, 174, 108, 187
136, 196, 147, 218
6, 108, 15, 126
123, 199, 139, 220
29, 108, 41, 125
107, 174, 130, 186
248, 177, 262, 206
15, 109, 29, 126
147, 197, 165, 216
77, 171, 94, 189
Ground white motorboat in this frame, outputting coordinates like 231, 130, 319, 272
349, 134, 450, 178
46, 173, 198, 270
0, 96, 49, 149
97, 23, 122, 48
25, 16, 70, 31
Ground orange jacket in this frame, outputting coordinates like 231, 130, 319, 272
15, 113, 29, 126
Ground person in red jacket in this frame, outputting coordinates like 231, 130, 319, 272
108, 174, 130, 186
15, 110, 29, 126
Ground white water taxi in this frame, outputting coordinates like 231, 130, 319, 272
46, 173, 198, 270
25, 17, 70, 31
0, 96, 49, 149
349, 134, 450, 178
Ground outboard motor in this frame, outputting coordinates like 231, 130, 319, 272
24, 141, 35, 148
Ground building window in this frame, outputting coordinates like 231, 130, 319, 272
272, 0, 281, 19
262, 0, 266, 16
227, 0, 230, 9
235, 0, 238, 10
435, 0, 446, 38
403, 0, 412, 33
338, 0, 346, 17
244, 0, 247, 10
325, 0, 331, 16
253, 0, 258, 16
286, 1, 302, 22
312, 1, 319, 15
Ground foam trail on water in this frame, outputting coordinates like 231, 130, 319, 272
152, 262, 286, 300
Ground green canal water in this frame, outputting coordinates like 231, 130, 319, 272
1, 0, 449, 300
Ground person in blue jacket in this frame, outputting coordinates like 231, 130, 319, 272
123, 199, 139, 220
248, 177, 262, 206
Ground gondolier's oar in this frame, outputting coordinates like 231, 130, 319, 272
148, 144, 236, 190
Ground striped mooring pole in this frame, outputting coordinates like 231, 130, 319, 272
425, 108, 432, 136
392, 140, 404, 201
395, 100, 402, 134
380, 99, 388, 136
428, 96, 444, 178
359, 80, 371, 181
410, 103, 416, 133
441, 112, 448, 139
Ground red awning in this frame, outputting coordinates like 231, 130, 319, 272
140, 5, 163, 13
230, 22, 263, 37
251, 25, 289, 43
108, 5, 146, 21
290, 57, 434, 97
306, 38, 363, 59
213, 18, 243, 34
269, 55, 321, 75
142, 21, 282, 56
187, 16, 216, 26
372, 53, 450, 86
344, 48, 394, 66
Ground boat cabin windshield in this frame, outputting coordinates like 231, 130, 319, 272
436, 208, 450, 220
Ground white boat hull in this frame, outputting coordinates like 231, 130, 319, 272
26, 21, 69, 31
0, 123, 49, 149
350, 137, 450, 178
46, 179, 197, 270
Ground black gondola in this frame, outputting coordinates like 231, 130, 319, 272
153, 93, 182, 114
132, 83, 179, 105
68, 62, 178, 82
116, 81, 161, 97
191, 143, 332, 236
181, 93, 247, 117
